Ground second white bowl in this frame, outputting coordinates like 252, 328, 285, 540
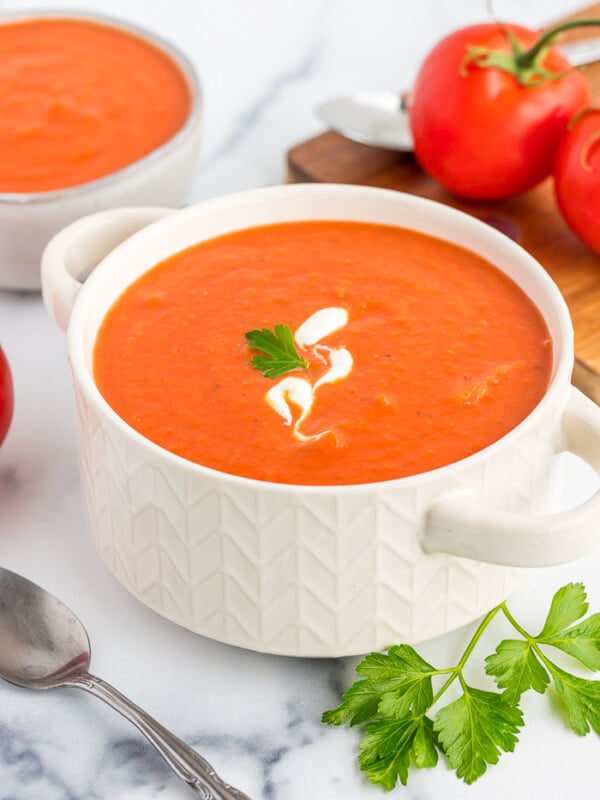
0, 10, 203, 291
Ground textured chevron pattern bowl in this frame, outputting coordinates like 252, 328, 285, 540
42, 184, 600, 656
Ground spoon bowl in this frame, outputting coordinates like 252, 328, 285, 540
315, 37, 600, 151
316, 91, 413, 150
0, 566, 251, 799
0, 568, 90, 689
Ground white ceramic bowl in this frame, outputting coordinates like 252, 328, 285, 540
41, 184, 600, 657
0, 10, 202, 291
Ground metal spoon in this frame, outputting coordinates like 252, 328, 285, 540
0, 566, 252, 800
316, 36, 600, 151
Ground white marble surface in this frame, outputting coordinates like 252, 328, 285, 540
1, 0, 599, 797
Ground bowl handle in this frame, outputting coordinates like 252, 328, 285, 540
41, 206, 174, 332
421, 386, 600, 567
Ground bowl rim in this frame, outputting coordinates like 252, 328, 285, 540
66, 183, 575, 494
0, 8, 202, 206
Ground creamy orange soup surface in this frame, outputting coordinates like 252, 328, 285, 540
0, 18, 190, 192
93, 221, 553, 485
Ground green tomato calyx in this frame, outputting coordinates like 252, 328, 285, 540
461, 18, 600, 87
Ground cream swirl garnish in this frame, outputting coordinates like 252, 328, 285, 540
265, 307, 353, 441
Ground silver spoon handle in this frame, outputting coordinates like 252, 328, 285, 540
67, 671, 252, 800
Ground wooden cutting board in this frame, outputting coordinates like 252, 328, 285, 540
287, 4, 600, 403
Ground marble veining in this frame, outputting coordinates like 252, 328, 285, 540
0, 681, 346, 799
0, 0, 599, 797
204, 34, 326, 171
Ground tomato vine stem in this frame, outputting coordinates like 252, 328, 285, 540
462, 17, 600, 86
517, 18, 600, 70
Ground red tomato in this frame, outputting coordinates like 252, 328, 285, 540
554, 107, 600, 254
0, 346, 13, 446
409, 23, 590, 200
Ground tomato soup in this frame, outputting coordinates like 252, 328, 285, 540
0, 18, 191, 192
93, 221, 553, 485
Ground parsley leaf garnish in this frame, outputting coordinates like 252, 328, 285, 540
535, 582, 600, 670
434, 687, 522, 784
485, 639, 549, 704
359, 714, 438, 789
322, 582, 600, 789
540, 614, 600, 671
537, 582, 589, 638
245, 324, 309, 378
322, 646, 436, 728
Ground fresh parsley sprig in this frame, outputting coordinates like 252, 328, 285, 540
322, 582, 600, 789
245, 324, 309, 378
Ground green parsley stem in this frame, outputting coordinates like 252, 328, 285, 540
431, 604, 503, 704
500, 602, 532, 640
500, 601, 558, 671
431, 673, 457, 706
531, 645, 558, 673
458, 604, 504, 668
